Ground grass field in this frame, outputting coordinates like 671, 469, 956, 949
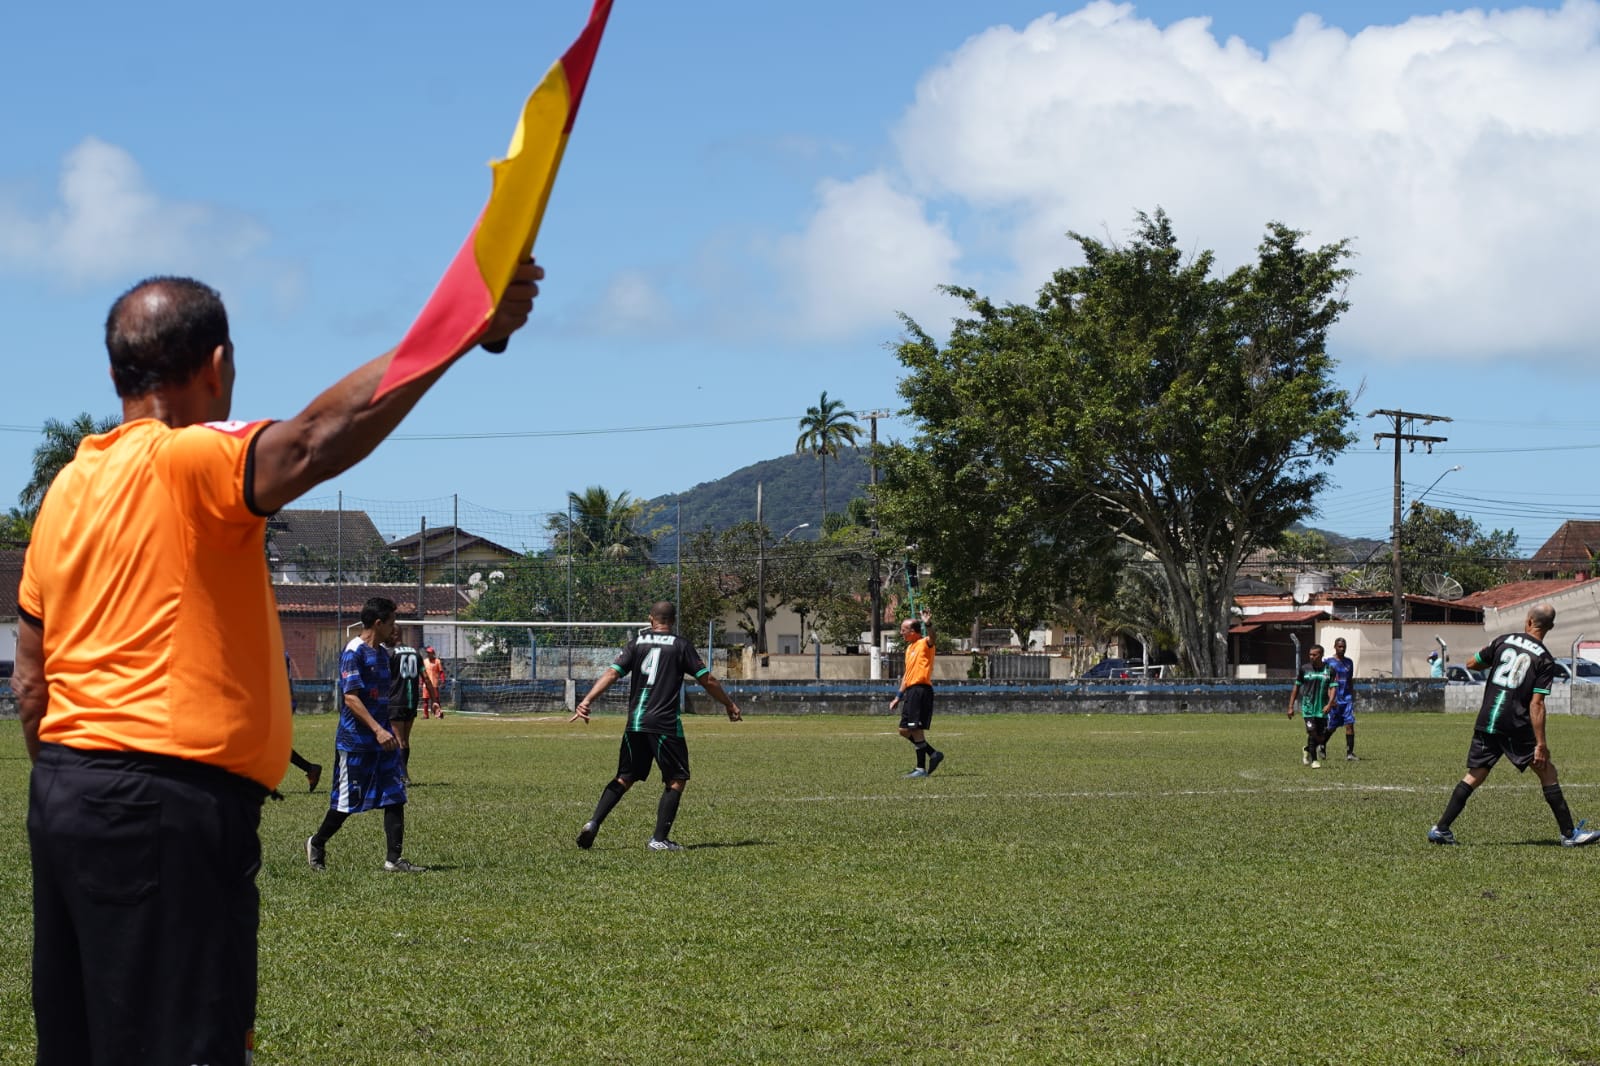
4, 710, 1600, 1064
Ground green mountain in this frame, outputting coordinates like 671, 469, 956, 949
649, 450, 872, 559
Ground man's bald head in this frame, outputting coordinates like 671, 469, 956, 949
1528, 603, 1556, 634
105, 277, 230, 398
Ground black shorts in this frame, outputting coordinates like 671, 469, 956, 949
1467, 727, 1537, 772
29, 743, 265, 1066
1303, 715, 1329, 739
898, 684, 934, 731
616, 731, 690, 783
389, 701, 419, 723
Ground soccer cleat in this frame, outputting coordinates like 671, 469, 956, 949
1302, 751, 1310, 766
1427, 825, 1458, 845
926, 750, 945, 776
384, 857, 428, 873
1346, 753, 1359, 762
1317, 745, 1327, 762
904, 768, 929, 778
1562, 820, 1600, 848
576, 821, 598, 850
1310, 760, 1321, 769
646, 839, 684, 852
306, 763, 323, 792
305, 836, 326, 872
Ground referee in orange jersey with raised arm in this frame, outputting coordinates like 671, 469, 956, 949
12, 262, 539, 1066
889, 608, 944, 778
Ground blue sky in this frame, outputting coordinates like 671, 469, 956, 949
2, 0, 1595, 553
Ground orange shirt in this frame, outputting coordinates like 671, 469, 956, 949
424, 657, 445, 688
18, 419, 291, 788
902, 636, 935, 689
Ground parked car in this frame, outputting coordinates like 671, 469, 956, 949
1552, 657, 1600, 684
1444, 664, 1484, 684
1082, 658, 1134, 679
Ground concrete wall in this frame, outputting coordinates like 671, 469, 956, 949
1443, 682, 1600, 718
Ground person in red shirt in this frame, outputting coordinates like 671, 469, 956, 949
889, 609, 944, 778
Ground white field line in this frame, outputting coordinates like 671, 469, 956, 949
777, 780, 1600, 804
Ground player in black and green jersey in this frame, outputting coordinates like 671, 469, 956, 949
1287, 644, 1336, 768
1428, 603, 1600, 847
569, 601, 742, 851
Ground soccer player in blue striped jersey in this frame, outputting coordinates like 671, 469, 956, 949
569, 601, 742, 851
1428, 603, 1600, 847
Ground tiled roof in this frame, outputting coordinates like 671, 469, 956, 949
265, 509, 387, 566
387, 526, 523, 564
1458, 578, 1591, 611
1527, 521, 1600, 569
271, 582, 467, 618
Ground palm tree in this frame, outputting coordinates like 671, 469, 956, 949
548, 486, 657, 564
19, 413, 121, 520
794, 391, 861, 530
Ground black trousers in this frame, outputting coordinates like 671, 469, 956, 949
29, 743, 265, 1066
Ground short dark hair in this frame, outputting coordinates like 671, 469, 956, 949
648, 600, 676, 627
105, 277, 230, 398
905, 619, 923, 636
1308, 644, 1323, 655
361, 597, 397, 628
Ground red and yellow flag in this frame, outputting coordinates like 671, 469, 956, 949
375, 0, 613, 399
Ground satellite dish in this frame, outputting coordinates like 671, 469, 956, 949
1292, 589, 1309, 605
1422, 573, 1465, 601
467, 571, 484, 586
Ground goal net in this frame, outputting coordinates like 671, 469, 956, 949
401, 619, 646, 716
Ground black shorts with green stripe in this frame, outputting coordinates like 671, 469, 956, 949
616, 730, 690, 783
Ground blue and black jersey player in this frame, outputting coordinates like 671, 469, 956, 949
1428, 603, 1600, 847
1325, 637, 1358, 761
569, 601, 742, 851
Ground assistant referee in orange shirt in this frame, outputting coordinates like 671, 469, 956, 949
889, 609, 945, 778
13, 262, 539, 1066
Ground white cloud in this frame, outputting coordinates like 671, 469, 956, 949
839, 1, 1600, 360
0, 137, 272, 285
773, 171, 963, 338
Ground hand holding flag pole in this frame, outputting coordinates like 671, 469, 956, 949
374, 0, 614, 397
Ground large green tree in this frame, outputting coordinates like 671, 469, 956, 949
1401, 504, 1515, 596
18, 413, 121, 520
795, 391, 861, 530
885, 210, 1356, 676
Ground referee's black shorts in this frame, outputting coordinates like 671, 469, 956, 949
898, 683, 935, 731
29, 743, 266, 1066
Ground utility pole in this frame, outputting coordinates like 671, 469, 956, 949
756, 481, 767, 668
860, 409, 891, 680
1370, 408, 1451, 680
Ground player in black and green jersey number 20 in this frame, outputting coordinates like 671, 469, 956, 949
569, 601, 742, 852
1428, 602, 1600, 847
1288, 644, 1337, 768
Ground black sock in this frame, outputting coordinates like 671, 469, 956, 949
400, 746, 411, 774
1543, 783, 1576, 837
590, 780, 627, 827
1346, 732, 1355, 755
312, 809, 349, 845
1438, 781, 1475, 830
290, 749, 316, 773
654, 787, 683, 842
914, 740, 933, 768
384, 805, 406, 863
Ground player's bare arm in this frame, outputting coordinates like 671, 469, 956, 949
571, 669, 619, 722
251, 260, 542, 514
13, 617, 45, 762
345, 692, 398, 751
700, 674, 742, 721
1530, 691, 1551, 768
1287, 684, 1299, 718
